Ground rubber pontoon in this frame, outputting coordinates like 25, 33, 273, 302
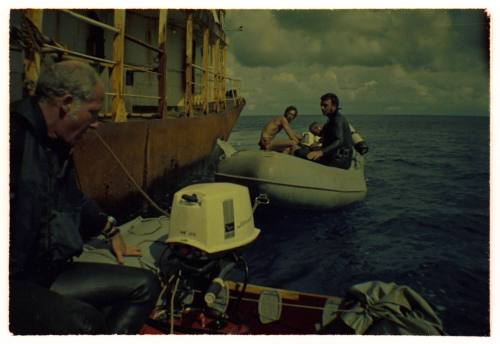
215, 150, 367, 209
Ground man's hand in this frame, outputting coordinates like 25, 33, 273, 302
110, 232, 142, 264
307, 150, 324, 161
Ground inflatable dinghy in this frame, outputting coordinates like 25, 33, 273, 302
215, 149, 367, 209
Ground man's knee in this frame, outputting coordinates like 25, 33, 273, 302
138, 270, 161, 305
126, 268, 161, 306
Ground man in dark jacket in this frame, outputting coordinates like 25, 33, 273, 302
306, 93, 353, 169
10, 60, 160, 334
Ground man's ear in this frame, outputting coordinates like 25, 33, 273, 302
59, 93, 74, 117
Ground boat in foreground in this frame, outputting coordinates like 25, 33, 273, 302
76, 183, 343, 334
76, 183, 442, 335
215, 149, 367, 209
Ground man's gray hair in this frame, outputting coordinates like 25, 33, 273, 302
36, 60, 100, 102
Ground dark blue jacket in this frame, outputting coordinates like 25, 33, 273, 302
10, 97, 107, 283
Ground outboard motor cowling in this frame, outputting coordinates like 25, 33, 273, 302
158, 183, 261, 329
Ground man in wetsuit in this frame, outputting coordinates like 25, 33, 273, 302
258, 105, 301, 154
10, 60, 160, 334
296, 93, 353, 169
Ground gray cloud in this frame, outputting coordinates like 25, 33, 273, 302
225, 9, 489, 115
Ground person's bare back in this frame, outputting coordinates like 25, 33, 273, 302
258, 106, 301, 153
261, 116, 286, 139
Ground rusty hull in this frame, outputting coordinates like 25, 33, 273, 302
73, 102, 243, 218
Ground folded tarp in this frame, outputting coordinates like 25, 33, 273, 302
322, 281, 444, 335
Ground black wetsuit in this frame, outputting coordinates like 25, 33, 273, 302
10, 97, 160, 334
295, 111, 353, 169
319, 112, 353, 169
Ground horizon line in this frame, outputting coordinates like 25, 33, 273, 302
240, 113, 490, 117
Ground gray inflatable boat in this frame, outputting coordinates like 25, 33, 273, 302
215, 149, 367, 209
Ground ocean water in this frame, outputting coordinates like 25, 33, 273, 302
227, 114, 490, 336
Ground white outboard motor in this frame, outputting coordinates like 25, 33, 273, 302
159, 183, 262, 324
167, 183, 261, 253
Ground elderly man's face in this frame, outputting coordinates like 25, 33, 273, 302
320, 98, 337, 116
58, 82, 104, 146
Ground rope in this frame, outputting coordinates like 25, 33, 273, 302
215, 171, 365, 193
93, 129, 169, 217
127, 217, 166, 236
170, 272, 181, 334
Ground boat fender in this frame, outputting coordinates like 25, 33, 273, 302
258, 289, 282, 324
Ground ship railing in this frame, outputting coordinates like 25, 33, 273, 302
16, 9, 243, 121
60, 9, 120, 33
61, 10, 165, 55
189, 63, 242, 115
225, 77, 242, 106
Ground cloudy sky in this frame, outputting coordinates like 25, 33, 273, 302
224, 9, 489, 116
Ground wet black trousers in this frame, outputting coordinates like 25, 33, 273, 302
10, 262, 161, 335
294, 147, 352, 169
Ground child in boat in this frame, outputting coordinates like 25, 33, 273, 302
301, 121, 323, 149
258, 106, 302, 154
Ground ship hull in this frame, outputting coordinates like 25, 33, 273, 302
73, 102, 244, 218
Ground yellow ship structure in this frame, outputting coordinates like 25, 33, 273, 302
10, 9, 245, 217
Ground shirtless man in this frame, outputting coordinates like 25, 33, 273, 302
258, 105, 301, 154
